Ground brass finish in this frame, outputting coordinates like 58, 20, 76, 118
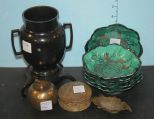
27, 79, 58, 111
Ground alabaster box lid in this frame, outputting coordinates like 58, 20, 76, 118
58, 81, 92, 103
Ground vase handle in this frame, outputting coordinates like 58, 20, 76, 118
11, 29, 22, 56
63, 23, 73, 50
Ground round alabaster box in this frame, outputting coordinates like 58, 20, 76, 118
58, 81, 92, 112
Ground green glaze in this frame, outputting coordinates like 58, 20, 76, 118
83, 67, 142, 95
85, 24, 143, 57
83, 45, 141, 79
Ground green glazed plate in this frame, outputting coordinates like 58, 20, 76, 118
83, 66, 141, 86
83, 45, 141, 79
85, 24, 143, 57
83, 70, 142, 95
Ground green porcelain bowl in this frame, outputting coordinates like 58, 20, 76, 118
83, 45, 141, 79
85, 24, 143, 57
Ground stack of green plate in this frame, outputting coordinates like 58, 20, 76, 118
82, 45, 142, 95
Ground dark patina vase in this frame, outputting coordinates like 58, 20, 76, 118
11, 6, 73, 71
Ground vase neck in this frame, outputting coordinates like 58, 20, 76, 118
22, 6, 59, 32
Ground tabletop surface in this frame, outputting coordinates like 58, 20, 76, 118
0, 66, 154, 119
